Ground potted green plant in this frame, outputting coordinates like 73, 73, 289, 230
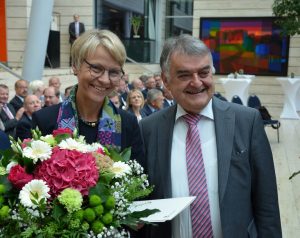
131, 16, 142, 38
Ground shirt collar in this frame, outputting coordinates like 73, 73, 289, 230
175, 98, 214, 121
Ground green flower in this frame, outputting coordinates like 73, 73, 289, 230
0, 167, 7, 176
58, 188, 83, 213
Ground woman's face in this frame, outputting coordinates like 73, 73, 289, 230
129, 91, 143, 108
74, 46, 123, 104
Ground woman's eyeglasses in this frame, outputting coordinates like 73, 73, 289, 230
84, 59, 124, 84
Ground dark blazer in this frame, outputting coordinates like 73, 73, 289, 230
140, 104, 155, 117
32, 103, 144, 162
127, 107, 147, 120
0, 103, 18, 137
16, 113, 33, 141
69, 21, 85, 44
138, 97, 282, 238
9, 95, 23, 112
0, 130, 10, 151
163, 99, 174, 108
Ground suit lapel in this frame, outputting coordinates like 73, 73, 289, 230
157, 105, 177, 197
212, 98, 235, 203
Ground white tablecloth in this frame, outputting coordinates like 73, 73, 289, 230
276, 77, 300, 119
218, 77, 253, 105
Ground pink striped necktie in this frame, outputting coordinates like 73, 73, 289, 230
183, 113, 213, 238
2, 104, 14, 120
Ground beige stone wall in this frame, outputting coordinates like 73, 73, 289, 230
53, 0, 94, 67
5, 0, 94, 68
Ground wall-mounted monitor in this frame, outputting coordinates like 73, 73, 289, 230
200, 17, 289, 76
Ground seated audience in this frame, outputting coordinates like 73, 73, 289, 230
48, 76, 64, 102
142, 75, 156, 99
64, 85, 73, 100
9, 79, 29, 112
141, 88, 164, 117
43, 87, 60, 107
126, 89, 146, 121
0, 84, 24, 137
16, 95, 42, 141
131, 78, 145, 91
154, 72, 164, 90
29, 80, 46, 106
162, 87, 175, 108
108, 90, 121, 109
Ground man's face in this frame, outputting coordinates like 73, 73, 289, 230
16, 81, 28, 98
0, 87, 9, 105
44, 88, 59, 107
146, 77, 156, 89
151, 92, 164, 110
24, 95, 41, 115
49, 78, 61, 91
162, 53, 214, 114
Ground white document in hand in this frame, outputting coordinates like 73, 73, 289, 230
129, 196, 196, 222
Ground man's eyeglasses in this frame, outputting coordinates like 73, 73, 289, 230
84, 59, 124, 84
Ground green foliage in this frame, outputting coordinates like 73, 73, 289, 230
131, 16, 142, 35
125, 177, 153, 202
272, 0, 300, 36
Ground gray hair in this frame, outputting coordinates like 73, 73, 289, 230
160, 34, 215, 78
147, 88, 163, 102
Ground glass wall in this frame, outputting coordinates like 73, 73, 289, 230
94, 0, 193, 63
165, 0, 193, 38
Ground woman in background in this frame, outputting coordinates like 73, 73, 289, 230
126, 89, 146, 121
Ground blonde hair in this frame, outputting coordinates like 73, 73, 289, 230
126, 89, 145, 110
71, 29, 126, 69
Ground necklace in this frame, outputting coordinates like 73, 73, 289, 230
79, 117, 98, 127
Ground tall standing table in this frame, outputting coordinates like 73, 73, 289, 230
276, 77, 300, 119
218, 75, 254, 105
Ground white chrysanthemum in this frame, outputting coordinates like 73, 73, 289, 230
58, 138, 88, 152
6, 161, 18, 173
111, 162, 132, 178
85, 142, 104, 152
19, 179, 50, 208
22, 140, 52, 163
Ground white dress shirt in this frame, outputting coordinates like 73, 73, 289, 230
75, 22, 80, 36
171, 99, 222, 238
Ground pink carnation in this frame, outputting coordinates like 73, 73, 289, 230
34, 147, 99, 197
52, 128, 73, 137
21, 138, 32, 149
8, 165, 34, 189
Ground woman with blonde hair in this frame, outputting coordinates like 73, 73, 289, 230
126, 89, 146, 121
32, 29, 144, 161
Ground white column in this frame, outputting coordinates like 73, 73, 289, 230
22, 0, 54, 82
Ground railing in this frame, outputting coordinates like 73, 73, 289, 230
0, 62, 24, 80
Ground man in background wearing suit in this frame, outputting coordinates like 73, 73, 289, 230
69, 14, 85, 65
16, 94, 41, 141
0, 84, 24, 137
138, 35, 281, 238
9, 79, 28, 112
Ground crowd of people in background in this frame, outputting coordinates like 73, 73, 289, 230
0, 70, 175, 142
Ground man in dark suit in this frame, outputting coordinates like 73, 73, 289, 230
0, 84, 24, 137
9, 79, 28, 112
16, 95, 42, 141
138, 35, 281, 238
69, 14, 85, 45
141, 88, 164, 117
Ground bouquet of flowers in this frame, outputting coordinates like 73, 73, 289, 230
0, 128, 157, 238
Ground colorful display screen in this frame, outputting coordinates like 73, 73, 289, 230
200, 17, 289, 76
